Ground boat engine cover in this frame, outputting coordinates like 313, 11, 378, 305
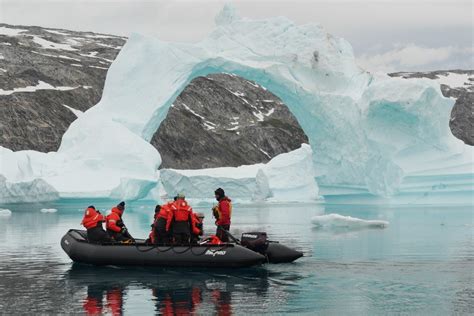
241, 232, 268, 254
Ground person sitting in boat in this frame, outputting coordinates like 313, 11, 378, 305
212, 188, 232, 242
191, 212, 205, 244
150, 202, 174, 244
81, 205, 111, 243
167, 193, 193, 245
106, 201, 134, 242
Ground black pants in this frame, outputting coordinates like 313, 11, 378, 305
108, 230, 133, 242
173, 221, 190, 245
216, 225, 230, 242
87, 226, 111, 244
154, 218, 171, 245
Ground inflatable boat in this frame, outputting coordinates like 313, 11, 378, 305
61, 230, 302, 268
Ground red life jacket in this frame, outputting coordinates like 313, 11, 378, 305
81, 207, 105, 229
215, 197, 232, 226
167, 200, 193, 231
157, 203, 173, 220
106, 207, 123, 233
149, 202, 173, 243
191, 213, 203, 236
208, 235, 222, 245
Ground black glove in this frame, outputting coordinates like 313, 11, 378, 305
120, 227, 127, 234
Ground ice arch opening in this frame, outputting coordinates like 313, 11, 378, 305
54, 5, 472, 200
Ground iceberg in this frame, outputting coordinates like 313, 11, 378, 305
160, 144, 319, 202
40, 208, 58, 213
311, 213, 389, 229
0, 4, 472, 203
0, 208, 12, 217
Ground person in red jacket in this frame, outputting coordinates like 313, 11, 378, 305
167, 193, 193, 245
81, 205, 111, 243
190, 212, 204, 244
212, 188, 232, 242
106, 201, 133, 242
149, 202, 174, 244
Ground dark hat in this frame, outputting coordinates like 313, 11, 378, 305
214, 188, 225, 197
117, 201, 125, 210
154, 204, 161, 213
87, 205, 95, 209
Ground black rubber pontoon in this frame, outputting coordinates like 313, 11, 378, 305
61, 230, 265, 268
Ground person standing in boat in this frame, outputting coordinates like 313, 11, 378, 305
106, 201, 134, 242
167, 193, 193, 245
212, 188, 232, 242
81, 205, 111, 243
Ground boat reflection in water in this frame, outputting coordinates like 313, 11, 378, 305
64, 263, 294, 315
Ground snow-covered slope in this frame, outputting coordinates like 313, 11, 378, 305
0, 5, 472, 203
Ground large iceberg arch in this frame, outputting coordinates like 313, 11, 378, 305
0, 5, 472, 203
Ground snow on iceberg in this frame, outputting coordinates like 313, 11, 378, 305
311, 213, 388, 229
160, 144, 319, 202
0, 4, 472, 203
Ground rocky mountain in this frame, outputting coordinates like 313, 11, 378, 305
0, 24, 307, 168
0, 23, 126, 152
152, 73, 308, 169
389, 70, 474, 145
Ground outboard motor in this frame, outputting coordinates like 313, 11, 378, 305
241, 232, 304, 264
241, 232, 268, 254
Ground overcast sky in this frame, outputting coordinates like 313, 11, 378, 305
1, 0, 472, 72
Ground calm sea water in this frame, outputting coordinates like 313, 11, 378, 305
0, 199, 472, 315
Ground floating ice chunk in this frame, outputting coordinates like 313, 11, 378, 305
40, 208, 58, 213
311, 213, 389, 228
0, 209, 12, 217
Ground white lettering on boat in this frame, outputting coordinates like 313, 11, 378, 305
205, 250, 226, 257
242, 234, 258, 239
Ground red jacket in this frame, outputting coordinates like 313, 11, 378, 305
81, 207, 105, 229
157, 203, 173, 221
214, 197, 232, 226
149, 202, 174, 243
191, 213, 203, 236
106, 207, 124, 233
167, 200, 193, 231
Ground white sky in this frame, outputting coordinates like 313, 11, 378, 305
1, 0, 472, 72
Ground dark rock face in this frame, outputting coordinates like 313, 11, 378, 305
152, 73, 308, 169
389, 70, 474, 145
0, 23, 126, 152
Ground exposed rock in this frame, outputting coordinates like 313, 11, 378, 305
152, 73, 308, 169
0, 23, 126, 152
